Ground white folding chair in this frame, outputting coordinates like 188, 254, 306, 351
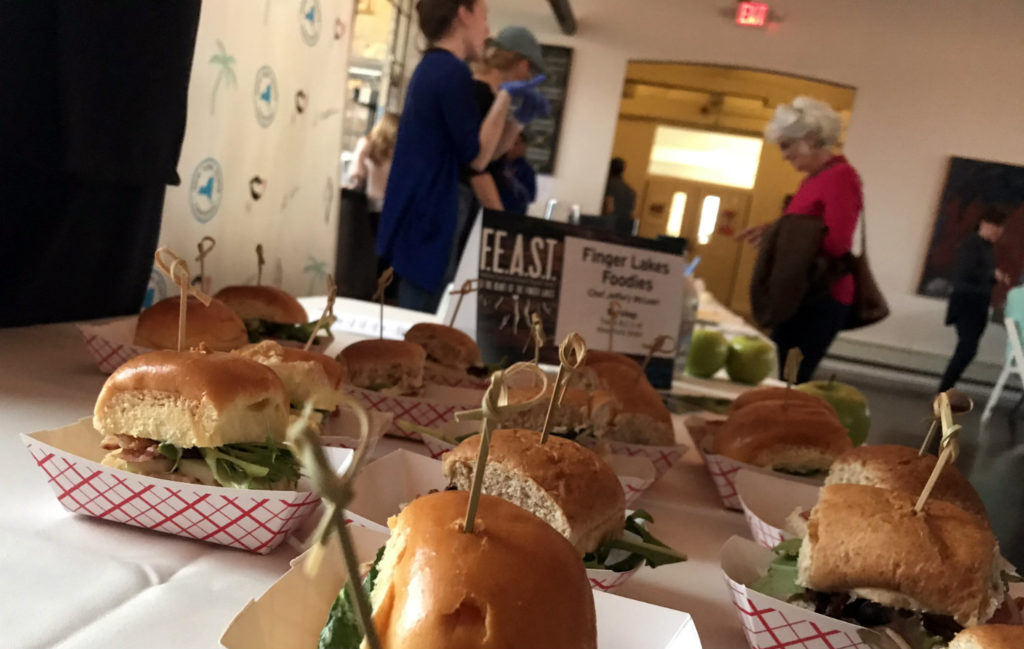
980, 286, 1024, 425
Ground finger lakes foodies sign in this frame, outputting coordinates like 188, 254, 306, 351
476, 211, 686, 387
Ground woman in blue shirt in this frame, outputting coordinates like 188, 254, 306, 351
378, 0, 526, 312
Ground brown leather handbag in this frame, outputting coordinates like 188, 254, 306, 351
843, 214, 890, 329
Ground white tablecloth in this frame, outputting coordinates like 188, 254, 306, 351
2, 298, 753, 649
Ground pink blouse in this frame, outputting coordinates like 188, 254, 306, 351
784, 155, 863, 305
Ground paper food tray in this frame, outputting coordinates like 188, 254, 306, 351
735, 469, 820, 549
22, 418, 352, 554
413, 422, 657, 507
720, 535, 876, 649
318, 407, 393, 451
78, 317, 150, 373
222, 526, 702, 649
343, 449, 646, 594
685, 414, 823, 511
342, 384, 484, 440
577, 434, 688, 482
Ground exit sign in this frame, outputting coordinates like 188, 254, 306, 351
736, 1, 769, 27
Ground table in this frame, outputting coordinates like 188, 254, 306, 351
1, 298, 753, 649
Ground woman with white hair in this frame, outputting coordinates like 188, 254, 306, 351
739, 96, 863, 382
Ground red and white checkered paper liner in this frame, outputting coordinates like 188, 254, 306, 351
720, 536, 872, 649
78, 318, 150, 373
587, 565, 641, 593
736, 469, 821, 549
342, 385, 483, 441
580, 438, 688, 481
20, 420, 350, 554
421, 432, 456, 459
697, 447, 747, 510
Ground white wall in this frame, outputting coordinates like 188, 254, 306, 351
485, 0, 1024, 372
157, 0, 353, 301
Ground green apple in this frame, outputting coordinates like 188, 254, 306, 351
796, 379, 871, 446
685, 330, 730, 378
725, 335, 775, 385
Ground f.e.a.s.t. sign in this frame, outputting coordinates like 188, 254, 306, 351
476, 211, 686, 380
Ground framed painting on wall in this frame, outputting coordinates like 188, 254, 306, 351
917, 156, 1024, 307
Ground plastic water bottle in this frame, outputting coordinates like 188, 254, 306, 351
543, 199, 558, 220
673, 273, 700, 382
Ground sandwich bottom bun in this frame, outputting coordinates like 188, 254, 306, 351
950, 624, 1024, 649
370, 491, 597, 649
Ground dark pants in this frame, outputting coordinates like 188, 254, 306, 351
397, 277, 443, 314
0, 169, 165, 327
939, 309, 988, 392
771, 297, 850, 383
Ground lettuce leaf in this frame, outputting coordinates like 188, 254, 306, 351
319, 545, 386, 649
750, 538, 805, 600
245, 318, 334, 345
583, 510, 687, 572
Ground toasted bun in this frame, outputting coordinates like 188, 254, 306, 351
588, 361, 675, 445
826, 444, 988, 521
234, 341, 345, 411
728, 386, 830, 415
797, 484, 1000, 626
370, 491, 597, 649
134, 296, 249, 351
950, 625, 1024, 649
94, 350, 290, 447
403, 323, 481, 370
213, 285, 307, 324
713, 399, 851, 471
442, 428, 625, 553
338, 340, 425, 394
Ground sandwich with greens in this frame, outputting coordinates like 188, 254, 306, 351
95, 349, 300, 489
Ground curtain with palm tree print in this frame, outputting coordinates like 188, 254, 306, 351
150, 0, 352, 304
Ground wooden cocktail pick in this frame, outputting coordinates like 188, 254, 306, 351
255, 244, 266, 286
154, 247, 212, 352
448, 279, 480, 327
372, 267, 394, 339
304, 274, 337, 351
454, 362, 550, 532
913, 391, 961, 514
606, 300, 622, 352
540, 333, 587, 444
288, 396, 382, 649
194, 236, 216, 291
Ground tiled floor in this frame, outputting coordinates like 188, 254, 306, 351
833, 370, 1024, 568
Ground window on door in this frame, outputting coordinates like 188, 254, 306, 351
647, 125, 763, 189
666, 192, 688, 237
697, 195, 721, 245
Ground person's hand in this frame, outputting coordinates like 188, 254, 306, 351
512, 89, 550, 124
736, 222, 771, 248
500, 74, 546, 97
996, 268, 1012, 286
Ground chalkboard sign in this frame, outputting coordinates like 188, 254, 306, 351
523, 45, 573, 175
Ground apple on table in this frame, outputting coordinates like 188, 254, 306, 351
795, 378, 871, 446
685, 329, 729, 378
725, 335, 775, 385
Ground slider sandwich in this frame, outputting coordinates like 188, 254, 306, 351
338, 339, 425, 396
318, 490, 597, 649
96, 349, 300, 489
586, 361, 676, 446
134, 295, 248, 351
234, 340, 346, 431
442, 429, 685, 572
215, 285, 331, 345
403, 323, 488, 380
710, 388, 851, 475
753, 484, 1018, 647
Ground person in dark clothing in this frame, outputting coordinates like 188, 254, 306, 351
938, 209, 1010, 392
0, 2, 202, 327
603, 158, 636, 223
499, 132, 537, 214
